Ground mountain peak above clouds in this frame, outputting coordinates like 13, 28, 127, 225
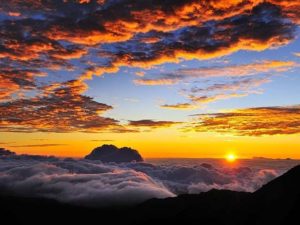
84, 144, 143, 163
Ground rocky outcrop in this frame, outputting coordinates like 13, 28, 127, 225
85, 144, 143, 163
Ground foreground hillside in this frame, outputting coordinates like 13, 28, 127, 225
1, 165, 300, 225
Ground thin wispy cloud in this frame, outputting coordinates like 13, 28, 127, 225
135, 61, 295, 86
90, 139, 115, 142
9, 144, 68, 148
160, 77, 271, 109
128, 120, 182, 129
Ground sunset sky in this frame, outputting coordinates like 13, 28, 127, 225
0, 0, 300, 158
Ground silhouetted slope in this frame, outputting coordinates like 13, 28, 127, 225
244, 165, 300, 225
0, 195, 129, 225
255, 165, 300, 197
131, 190, 249, 225
131, 165, 300, 225
1, 165, 300, 225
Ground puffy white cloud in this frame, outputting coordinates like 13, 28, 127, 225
125, 162, 282, 193
0, 156, 174, 207
188, 169, 278, 193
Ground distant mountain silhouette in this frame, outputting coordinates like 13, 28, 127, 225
85, 144, 143, 163
0, 148, 15, 156
1, 165, 300, 225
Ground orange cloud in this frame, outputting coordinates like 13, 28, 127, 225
0, 80, 125, 133
190, 93, 248, 104
160, 103, 198, 110
97, 1, 296, 75
40, 0, 267, 46
0, 1, 297, 83
0, 0, 299, 134
8, 12, 21, 17
128, 120, 182, 129
160, 93, 250, 111
0, 41, 54, 61
135, 71, 145, 77
270, 0, 300, 24
50, 46, 88, 60
189, 105, 300, 136
0, 66, 45, 101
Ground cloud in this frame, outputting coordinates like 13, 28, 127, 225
0, 1, 298, 132
1, 0, 276, 47
126, 160, 294, 194
187, 105, 300, 136
134, 78, 179, 86
135, 71, 145, 77
0, 80, 127, 133
160, 94, 248, 111
187, 77, 271, 94
191, 93, 248, 104
0, 65, 45, 101
160, 77, 271, 109
106, 3, 295, 73
1, 152, 299, 207
187, 169, 278, 193
161, 103, 198, 110
90, 139, 115, 142
271, 0, 300, 24
0, 1, 297, 84
136, 60, 293, 109
135, 61, 294, 86
8, 144, 68, 148
128, 120, 182, 128
0, 157, 174, 207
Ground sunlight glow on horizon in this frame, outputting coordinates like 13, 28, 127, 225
226, 153, 237, 163
2, 129, 300, 159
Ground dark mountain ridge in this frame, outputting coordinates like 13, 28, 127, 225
1, 165, 300, 225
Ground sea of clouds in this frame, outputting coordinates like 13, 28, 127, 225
0, 153, 299, 207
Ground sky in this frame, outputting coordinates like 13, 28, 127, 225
0, 0, 300, 158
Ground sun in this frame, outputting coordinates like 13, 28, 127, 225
225, 153, 237, 163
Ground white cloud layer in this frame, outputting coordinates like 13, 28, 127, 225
0, 154, 299, 207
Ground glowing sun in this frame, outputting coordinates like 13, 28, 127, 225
226, 153, 237, 162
